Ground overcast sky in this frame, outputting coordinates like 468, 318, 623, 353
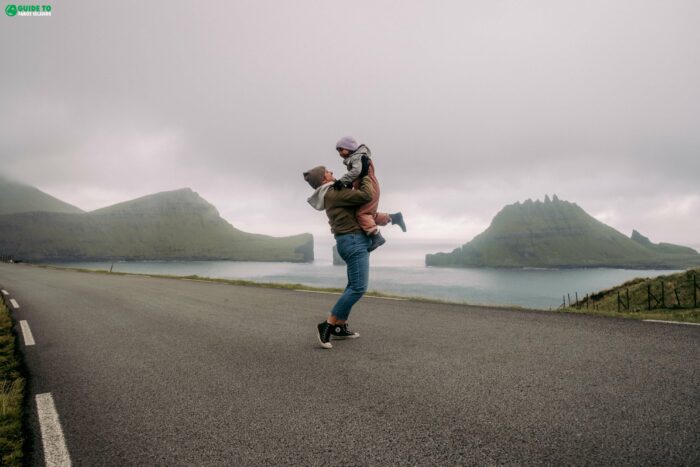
1, 1, 699, 263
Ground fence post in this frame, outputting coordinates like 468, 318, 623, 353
567, 293, 571, 307
661, 281, 665, 309
695, 274, 698, 309
648, 284, 652, 311
617, 291, 621, 312
575, 292, 579, 308
626, 288, 630, 311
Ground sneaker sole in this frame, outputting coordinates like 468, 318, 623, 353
317, 335, 333, 349
331, 333, 360, 340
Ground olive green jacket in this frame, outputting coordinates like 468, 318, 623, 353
323, 177, 375, 235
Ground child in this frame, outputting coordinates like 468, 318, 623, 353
334, 136, 406, 252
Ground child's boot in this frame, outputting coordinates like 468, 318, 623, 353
390, 212, 407, 232
368, 231, 386, 252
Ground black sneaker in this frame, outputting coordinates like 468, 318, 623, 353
331, 323, 360, 340
317, 321, 333, 349
368, 231, 386, 252
390, 212, 407, 232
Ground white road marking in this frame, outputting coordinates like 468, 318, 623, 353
36, 393, 72, 467
294, 289, 408, 301
19, 320, 35, 346
1, 289, 8, 295
365, 295, 409, 302
294, 289, 341, 296
644, 319, 700, 326
9, 298, 20, 309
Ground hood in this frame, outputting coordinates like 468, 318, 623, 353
353, 144, 371, 158
342, 144, 372, 168
306, 182, 334, 211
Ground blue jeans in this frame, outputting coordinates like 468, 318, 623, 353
330, 233, 370, 321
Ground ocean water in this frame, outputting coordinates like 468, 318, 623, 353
46, 260, 680, 310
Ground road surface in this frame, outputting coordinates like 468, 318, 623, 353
0, 263, 698, 465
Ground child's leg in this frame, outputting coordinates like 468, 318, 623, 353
374, 213, 391, 226
356, 171, 381, 234
357, 205, 378, 234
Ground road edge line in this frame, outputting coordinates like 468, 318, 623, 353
293, 289, 408, 301
643, 319, 700, 326
36, 393, 72, 467
19, 320, 35, 346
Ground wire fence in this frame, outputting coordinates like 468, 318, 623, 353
561, 274, 699, 312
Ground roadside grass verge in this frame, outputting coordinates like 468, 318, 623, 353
34, 266, 565, 314
37, 264, 700, 323
557, 306, 700, 323
0, 298, 24, 466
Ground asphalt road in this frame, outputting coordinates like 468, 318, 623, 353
0, 263, 698, 466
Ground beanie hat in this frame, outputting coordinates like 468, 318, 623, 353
303, 166, 326, 189
336, 136, 359, 152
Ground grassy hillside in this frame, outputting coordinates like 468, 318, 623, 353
0, 188, 313, 262
578, 268, 700, 311
426, 196, 700, 269
0, 175, 83, 215
562, 268, 700, 323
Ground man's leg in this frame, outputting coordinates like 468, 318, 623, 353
330, 235, 369, 321
317, 235, 368, 347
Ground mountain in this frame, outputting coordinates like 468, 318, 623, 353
426, 195, 700, 269
0, 175, 84, 215
0, 185, 313, 262
629, 230, 698, 256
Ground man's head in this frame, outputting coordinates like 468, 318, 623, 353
336, 136, 359, 158
303, 166, 334, 189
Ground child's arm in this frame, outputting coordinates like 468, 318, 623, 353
337, 157, 362, 186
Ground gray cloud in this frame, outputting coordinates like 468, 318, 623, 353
1, 0, 698, 258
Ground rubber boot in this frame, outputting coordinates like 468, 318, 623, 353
390, 212, 407, 232
368, 231, 386, 252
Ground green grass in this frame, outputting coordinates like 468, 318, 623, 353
563, 268, 700, 323
0, 299, 24, 466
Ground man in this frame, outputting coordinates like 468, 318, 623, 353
303, 159, 374, 349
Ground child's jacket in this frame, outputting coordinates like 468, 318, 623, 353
338, 144, 372, 186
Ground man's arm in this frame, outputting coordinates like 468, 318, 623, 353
328, 176, 374, 207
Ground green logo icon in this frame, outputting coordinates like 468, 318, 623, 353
5, 4, 17, 16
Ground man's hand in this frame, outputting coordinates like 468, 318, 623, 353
332, 180, 345, 190
359, 155, 370, 178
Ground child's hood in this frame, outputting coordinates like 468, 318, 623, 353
343, 144, 372, 167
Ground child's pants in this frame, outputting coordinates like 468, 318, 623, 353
353, 161, 391, 234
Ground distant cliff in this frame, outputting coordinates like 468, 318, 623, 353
426, 195, 700, 269
0, 175, 84, 215
0, 181, 313, 262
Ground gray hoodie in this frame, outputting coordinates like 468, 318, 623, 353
306, 182, 333, 211
338, 144, 372, 186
